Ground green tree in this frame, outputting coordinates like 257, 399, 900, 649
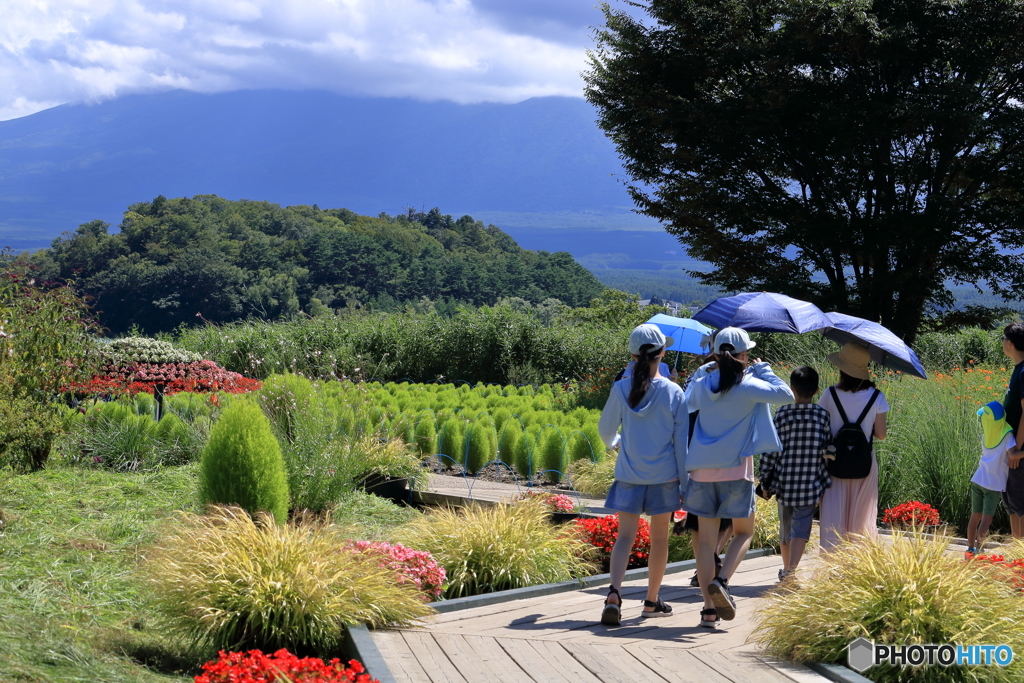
585, 0, 1024, 341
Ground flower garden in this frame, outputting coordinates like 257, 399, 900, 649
6, 266, 1024, 682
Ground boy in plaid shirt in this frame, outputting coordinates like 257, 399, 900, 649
758, 366, 832, 581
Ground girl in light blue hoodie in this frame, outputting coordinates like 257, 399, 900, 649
685, 327, 792, 627
597, 324, 688, 626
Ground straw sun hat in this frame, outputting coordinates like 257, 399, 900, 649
828, 342, 872, 380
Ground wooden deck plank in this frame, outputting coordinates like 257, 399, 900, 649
529, 639, 607, 683
624, 645, 738, 683
493, 637, 577, 683
372, 631, 429, 683
561, 641, 669, 683
399, 631, 469, 683
461, 635, 535, 683
699, 651, 801, 683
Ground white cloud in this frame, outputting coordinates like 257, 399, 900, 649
0, 0, 595, 120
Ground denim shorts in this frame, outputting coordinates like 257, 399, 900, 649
683, 479, 755, 520
605, 480, 681, 516
779, 502, 815, 542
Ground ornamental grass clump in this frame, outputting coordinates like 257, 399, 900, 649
567, 450, 616, 496
754, 532, 1024, 682
394, 498, 595, 598
199, 400, 289, 524
144, 506, 432, 654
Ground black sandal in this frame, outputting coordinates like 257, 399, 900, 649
698, 608, 720, 628
601, 586, 621, 626
641, 597, 672, 618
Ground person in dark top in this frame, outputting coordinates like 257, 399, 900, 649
1001, 323, 1024, 538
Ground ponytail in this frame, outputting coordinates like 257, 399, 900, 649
714, 344, 745, 394
628, 343, 660, 408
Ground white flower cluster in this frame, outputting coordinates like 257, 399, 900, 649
104, 337, 203, 365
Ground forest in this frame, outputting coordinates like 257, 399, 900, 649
28, 196, 605, 335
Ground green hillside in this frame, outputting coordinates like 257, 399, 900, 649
29, 197, 604, 335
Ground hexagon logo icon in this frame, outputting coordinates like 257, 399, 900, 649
848, 638, 875, 673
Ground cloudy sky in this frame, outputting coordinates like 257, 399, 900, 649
0, 0, 638, 121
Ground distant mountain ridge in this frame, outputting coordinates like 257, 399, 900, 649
0, 90, 659, 251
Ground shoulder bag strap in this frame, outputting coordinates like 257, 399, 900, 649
829, 386, 853, 425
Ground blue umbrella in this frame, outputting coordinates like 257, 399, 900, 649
693, 292, 832, 334
645, 313, 714, 355
820, 312, 928, 379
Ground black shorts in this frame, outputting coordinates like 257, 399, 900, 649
682, 513, 733, 533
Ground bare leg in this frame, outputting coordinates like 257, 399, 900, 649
719, 513, 755, 581
607, 512, 640, 606
779, 541, 791, 573
696, 516, 720, 621
644, 512, 672, 610
787, 538, 808, 571
966, 512, 983, 550
1011, 514, 1024, 539
977, 514, 994, 550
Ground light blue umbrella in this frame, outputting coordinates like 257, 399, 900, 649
821, 312, 928, 379
645, 313, 714, 355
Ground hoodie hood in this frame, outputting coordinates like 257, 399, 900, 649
615, 377, 669, 416
979, 401, 1013, 449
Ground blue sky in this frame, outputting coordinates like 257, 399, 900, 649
0, 0, 643, 121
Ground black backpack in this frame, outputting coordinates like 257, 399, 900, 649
827, 387, 879, 479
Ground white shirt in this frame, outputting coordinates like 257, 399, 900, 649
973, 432, 1014, 492
818, 386, 890, 440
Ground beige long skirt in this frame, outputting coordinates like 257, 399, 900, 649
819, 451, 878, 551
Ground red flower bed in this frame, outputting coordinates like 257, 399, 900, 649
573, 514, 650, 568
65, 360, 261, 396
195, 649, 378, 683
966, 553, 1024, 592
882, 500, 941, 527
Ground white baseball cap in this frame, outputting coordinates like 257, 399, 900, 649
628, 324, 674, 355
713, 327, 756, 353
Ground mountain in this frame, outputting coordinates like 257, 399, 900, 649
0, 90, 663, 252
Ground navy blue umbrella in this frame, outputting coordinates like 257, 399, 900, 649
821, 312, 928, 379
693, 292, 832, 334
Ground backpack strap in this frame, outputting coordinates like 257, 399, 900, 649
854, 389, 880, 427
830, 386, 880, 428
829, 386, 852, 425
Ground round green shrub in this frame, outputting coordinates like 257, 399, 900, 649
199, 400, 289, 524
413, 411, 437, 456
465, 418, 497, 474
439, 417, 466, 466
536, 427, 565, 482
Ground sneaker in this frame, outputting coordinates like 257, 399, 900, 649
965, 547, 977, 561
778, 568, 788, 582
707, 577, 736, 621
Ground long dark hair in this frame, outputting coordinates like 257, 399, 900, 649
713, 343, 746, 394
628, 343, 661, 407
836, 371, 876, 392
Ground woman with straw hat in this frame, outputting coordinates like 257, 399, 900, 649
818, 342, 890, 551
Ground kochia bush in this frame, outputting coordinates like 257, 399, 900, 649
199, 400, 289, 524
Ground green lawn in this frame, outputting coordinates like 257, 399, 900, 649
0, 465, 201, 682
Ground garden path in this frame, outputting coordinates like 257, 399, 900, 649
422, 474, 615, 515
373, 553, 830, 683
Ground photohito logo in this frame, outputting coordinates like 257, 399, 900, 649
847, 638, 1014, 672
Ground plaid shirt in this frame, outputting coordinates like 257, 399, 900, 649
759, 403, 832, 507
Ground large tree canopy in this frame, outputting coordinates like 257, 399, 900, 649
585, 0, 1024, 340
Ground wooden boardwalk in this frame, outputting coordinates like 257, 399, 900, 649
373, 553, 828, 682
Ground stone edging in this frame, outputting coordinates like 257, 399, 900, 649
806, 661, 875, 682
345, 547, 777, 681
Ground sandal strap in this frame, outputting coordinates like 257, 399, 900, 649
608, 586, 621, 597
643, 598, 664, 608
700, 608, 718, 616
